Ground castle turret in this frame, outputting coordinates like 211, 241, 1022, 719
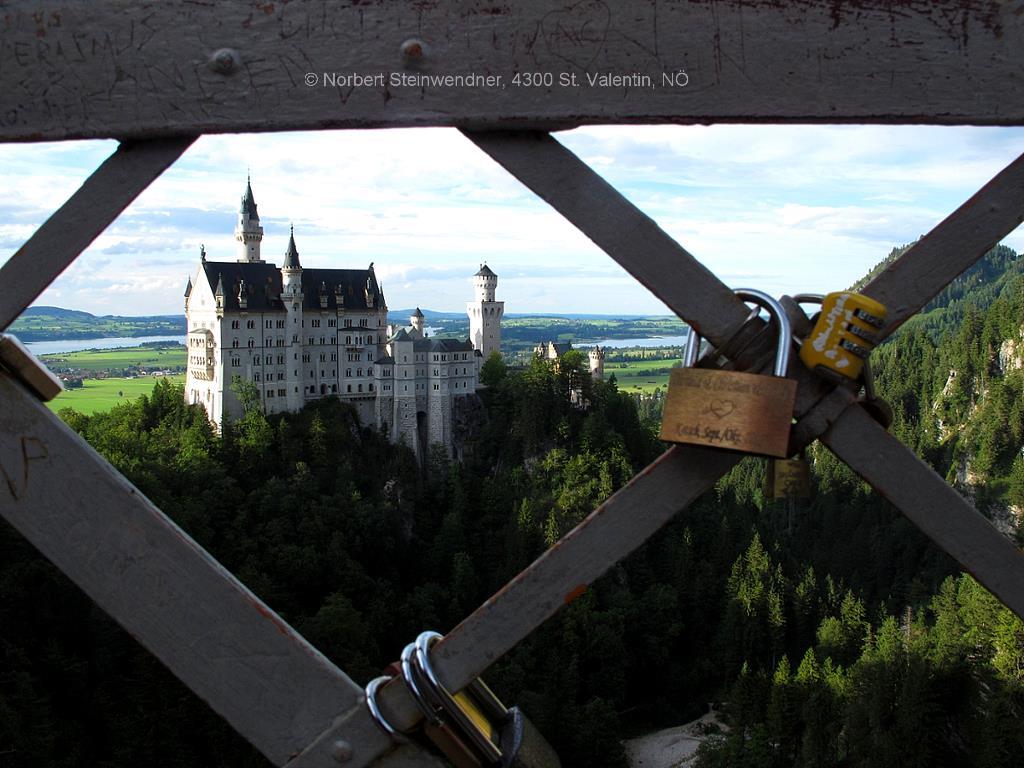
282, 224, 302, 293
184, 275, 192, 313
589, 345, 605, 381
467, 264, 504, 360
214, 272, 225, 316
411, 307, 425, 337
281, 225, 303, 411
235, 176, 265, 263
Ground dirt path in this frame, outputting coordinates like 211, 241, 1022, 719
623, 711, 727, 768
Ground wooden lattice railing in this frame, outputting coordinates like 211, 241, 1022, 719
2, 2, 1024, 767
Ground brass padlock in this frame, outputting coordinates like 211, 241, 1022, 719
660, 289, 797, 458
765, 453, 811, 499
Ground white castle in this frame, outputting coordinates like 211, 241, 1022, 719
183, 179, 503, 457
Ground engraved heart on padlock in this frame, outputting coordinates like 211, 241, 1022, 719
705, 399, 736, 419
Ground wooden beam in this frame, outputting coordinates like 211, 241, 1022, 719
3, 0, 1023, 142
375, 443, 742, 731
822, 405, 1024, 619
464, 130, 752, 346
0, 372, 411, 768
0, 137, 194, 330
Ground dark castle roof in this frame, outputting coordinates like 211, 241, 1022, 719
283, 226, 300, 270
200, 260, 383, 313
475, 264, 496, 278
240, 178, 259, 221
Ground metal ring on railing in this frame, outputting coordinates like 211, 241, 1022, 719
401, 642, 444, 727
365, 676, 409, 741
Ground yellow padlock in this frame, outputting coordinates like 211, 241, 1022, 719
798, 291, 886, 382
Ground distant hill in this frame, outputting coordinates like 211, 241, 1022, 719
10, 306, 185, 342
857, 243, 1023, 341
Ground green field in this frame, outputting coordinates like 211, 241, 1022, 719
608, 357, 679, 393
42, 345, 186, 372
47, 375, 186, 415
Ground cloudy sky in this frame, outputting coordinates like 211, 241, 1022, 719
3, 125, 1024, 317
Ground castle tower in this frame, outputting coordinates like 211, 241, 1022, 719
589, 345, 605, 381
235, 176, 265, 263
467, 264, 504, 359
411, 307, 425, 337
281, 225, 304, 411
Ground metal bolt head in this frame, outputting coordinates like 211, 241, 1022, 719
331, 740, 354, 763
208, 48, 241, 75
400, 38, 427, 62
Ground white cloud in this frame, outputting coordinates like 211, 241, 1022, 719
3, 126, 1024, 317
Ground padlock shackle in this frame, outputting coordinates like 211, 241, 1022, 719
792, 293, 825, 306
683, 327, 700, 368
734, 288, 792, 378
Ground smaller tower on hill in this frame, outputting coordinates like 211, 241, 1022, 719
589, 345, 605, 381
467, 264, 504, 360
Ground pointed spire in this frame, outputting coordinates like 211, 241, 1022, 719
240, 175, 259, 220
283, 224, 301, 270
214, 273, 224, 297
412, 307, 424, 318
184, 276, 193, 298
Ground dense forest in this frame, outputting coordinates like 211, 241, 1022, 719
2, 247, 1024, 767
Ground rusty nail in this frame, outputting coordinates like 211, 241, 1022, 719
332, 740, 354, 763
400, 38, 426, 60
208, 48, 241, 75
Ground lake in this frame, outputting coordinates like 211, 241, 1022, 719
25, 336, 185, 355
589, 334, 690, 349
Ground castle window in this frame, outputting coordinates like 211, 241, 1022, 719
278, 373, 284, 381
247, 320, 255, 329
231, 358, 240, 367
232, 339, 239, 348
330, 353, 337, 362
331, 385, 337, 393
358, 384, 363, 392
312, 319, 320, 328
302, 354, 310, 363
345, 336, 351, 344
347, 385, 352, 393
346, 368, 351, 377
320, 354, 326, 363
357, 368, 363, 377
310, 370, 314, 377
344, 319, 352, 327
277, 320, 285, 329
278, 355, 284, 364
433, 384, 439, 390
278, 389, 286, 397
320, 337, 325, 345
266, 320, 272, 329
367, 334, 373, 343
248, 338, 255, 348
308, 337, 314, 345
267, 389, 274, 398
369, 383, 374, 392
231, 320, 239, 329
328, 319, 336, 328
254, 373, 261, 382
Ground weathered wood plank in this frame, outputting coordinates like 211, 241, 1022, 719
0, 137, 194, 330
465, 130, 751, 346
0, 372, 401, 768
3, 0, 1023, 142
823, 405, 1024, 620
860, 152, 1024, 338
